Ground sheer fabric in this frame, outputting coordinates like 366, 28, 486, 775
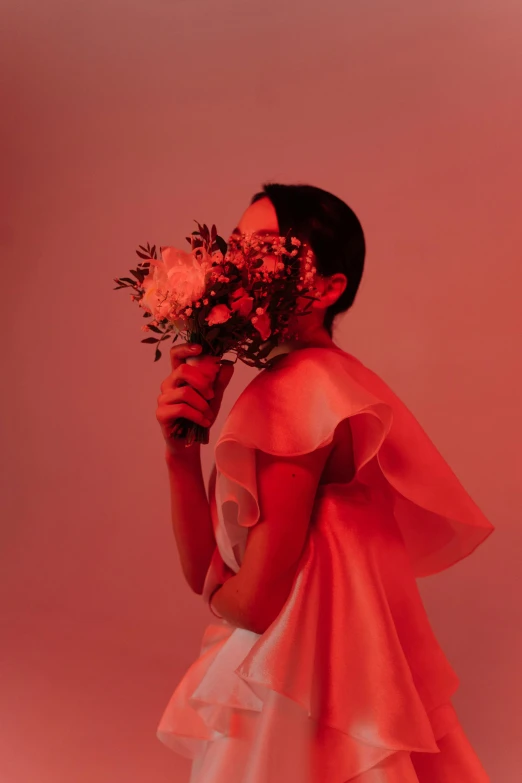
157, 347, 493, 781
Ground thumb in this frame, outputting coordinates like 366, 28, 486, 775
208, 360, 235, 416
211, 363, 235, 406
208, 361, 235, 416
215, 360, 235, 389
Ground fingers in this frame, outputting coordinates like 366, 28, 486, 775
157, 342, 232, 442
156, 385, 214, 430
156, 343, 218, 448
160, 362, 214, 399
157, 401, 212, 431
169, 342, 202, 372
164, 342, 204, 396
162, 383, 213, 415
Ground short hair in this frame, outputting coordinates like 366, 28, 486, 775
250, 182, 365, 337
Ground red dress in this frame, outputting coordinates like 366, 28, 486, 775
157, 346, 494, 782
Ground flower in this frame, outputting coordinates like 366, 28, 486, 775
229, 287, 254, 318
141, 246, 211, 316
206, 304, 232, 326
114, 222, 319, 448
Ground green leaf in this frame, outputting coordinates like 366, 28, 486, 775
120, 277, 137, 285
216, 236, 228, 254
146, 324, 162, 333
136, 251, 150, 260
141, 336, 160, 344
154, 347, 162, 362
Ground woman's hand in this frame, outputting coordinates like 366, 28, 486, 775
156, 343, 235, 456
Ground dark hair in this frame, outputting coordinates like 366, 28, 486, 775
250, 183, 365, 338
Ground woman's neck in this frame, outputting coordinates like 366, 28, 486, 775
266, 334, 339, 362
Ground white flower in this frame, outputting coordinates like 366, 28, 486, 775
141, 245, 211, 318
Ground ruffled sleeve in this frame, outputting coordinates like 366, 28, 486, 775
158, 346, 494, 779
213, 346, 494, 577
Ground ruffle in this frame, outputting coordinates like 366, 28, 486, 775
212, 346, 494, 577
157, 346, 493, 781
157, 481, 483, 780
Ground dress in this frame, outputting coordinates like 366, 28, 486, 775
156, 346, 494, 782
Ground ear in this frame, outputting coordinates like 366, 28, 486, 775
324, 273, 347, 306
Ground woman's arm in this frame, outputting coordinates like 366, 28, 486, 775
165, 445, 217, 595
210, 571, 294, 633
165, 444, 274, 633
165, 444, 258, 631
212, 443, 336, 634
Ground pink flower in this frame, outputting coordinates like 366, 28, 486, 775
141, 245, 211, 318
229, 287, 254, 318
206, 304, 232, 326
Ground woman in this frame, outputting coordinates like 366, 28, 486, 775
155, 183, 494, 781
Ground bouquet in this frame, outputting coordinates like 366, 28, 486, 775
113, 221, 319, 446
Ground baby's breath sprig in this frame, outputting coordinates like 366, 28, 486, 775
113, 221, 320, 443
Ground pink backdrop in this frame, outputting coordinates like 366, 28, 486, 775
2, 1, 521, 780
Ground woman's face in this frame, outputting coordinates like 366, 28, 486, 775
231, 197, 314, 289
231, 197, 347, 340
232, 196, 279, 240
